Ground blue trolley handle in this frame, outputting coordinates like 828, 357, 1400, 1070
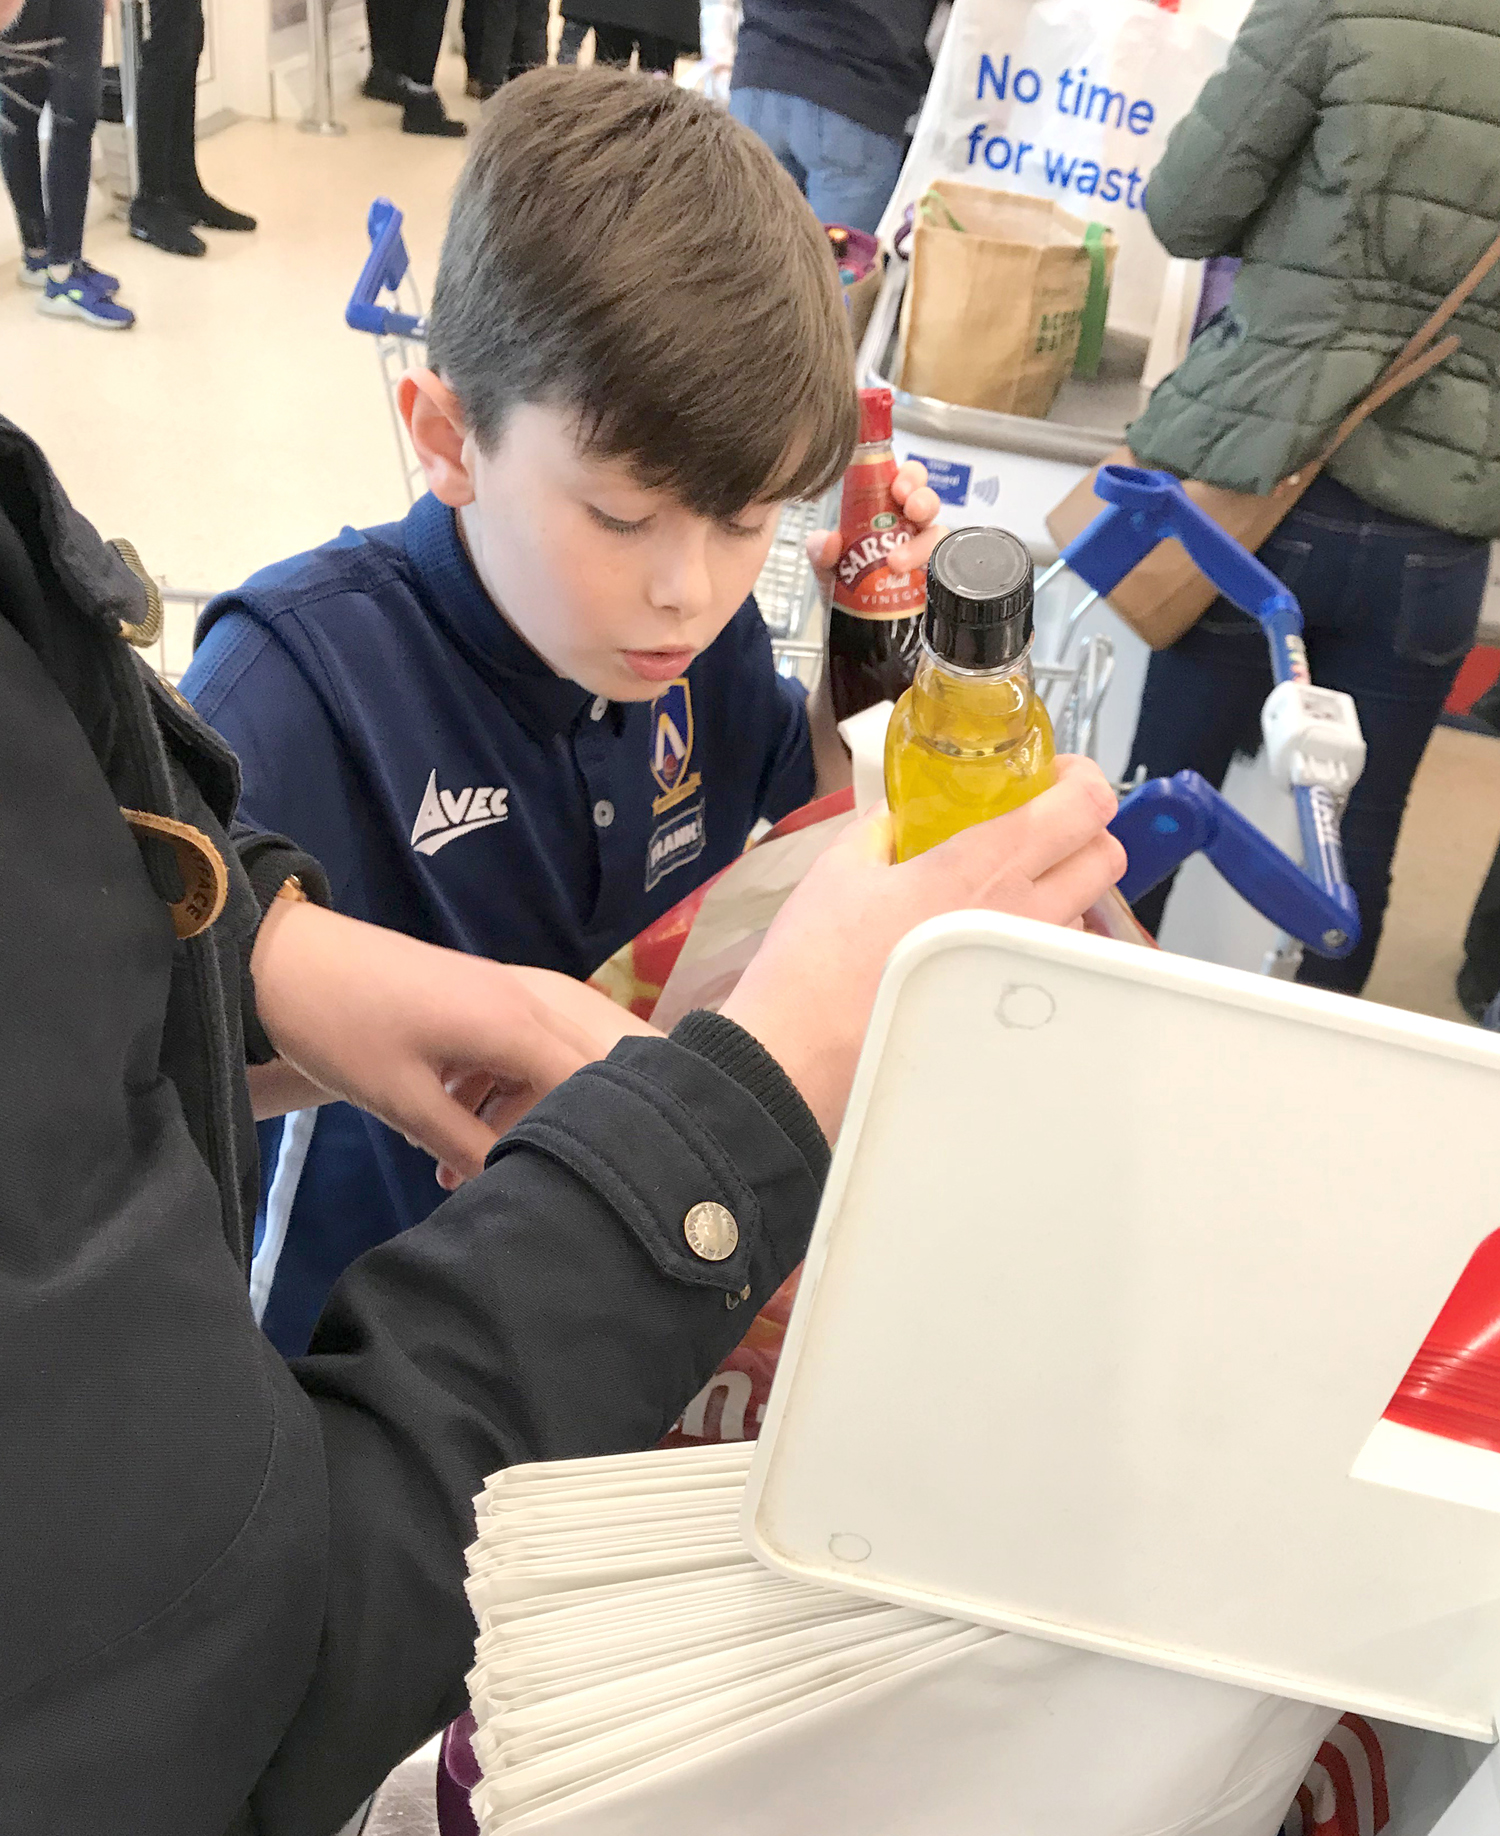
1111, 775, 1359, 957
345, 198, 426, 339
1062, 466, 1307, 686
1061, 466, 1360, 957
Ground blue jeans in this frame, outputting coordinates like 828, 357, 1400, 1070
729, 88, 904, 234
1127, 474, 1489, 994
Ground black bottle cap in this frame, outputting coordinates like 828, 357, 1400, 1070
924, 527, 1035, 671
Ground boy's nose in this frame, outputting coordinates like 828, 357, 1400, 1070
646, 539, 715, 621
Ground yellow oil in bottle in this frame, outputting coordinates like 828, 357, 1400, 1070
886, 657, 1056, 861
882, 525, 1055, 863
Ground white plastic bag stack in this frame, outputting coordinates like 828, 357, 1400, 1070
464, 1444, 1338, 1836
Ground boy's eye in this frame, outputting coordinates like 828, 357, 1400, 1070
721, 516, 770, 541
587, 505, 651, 536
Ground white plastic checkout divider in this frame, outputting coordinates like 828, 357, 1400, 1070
741, 912, 1500, 1835
856, 262, 1303, 980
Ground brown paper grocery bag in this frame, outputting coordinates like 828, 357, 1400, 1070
897, 181, 1116, 419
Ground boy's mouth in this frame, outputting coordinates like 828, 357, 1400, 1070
621, 648, 696, 683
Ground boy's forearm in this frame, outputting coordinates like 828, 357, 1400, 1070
809, 672, 853, 800
247, 1058, 331, 1120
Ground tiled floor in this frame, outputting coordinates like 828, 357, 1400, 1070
1365, 724, 1500, 1025
1, 61, 474, 617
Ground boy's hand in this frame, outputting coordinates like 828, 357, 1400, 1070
721, 756, 1125, 1140
806, 460, 946, 598
248, 905, 656, 1185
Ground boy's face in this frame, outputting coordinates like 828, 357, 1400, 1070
404, 378, 786, 703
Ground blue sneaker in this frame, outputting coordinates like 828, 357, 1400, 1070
20, 254, 121, 294
39, 264, 135, 329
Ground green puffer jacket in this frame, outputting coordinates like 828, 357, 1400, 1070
1127, 0, 1500, 540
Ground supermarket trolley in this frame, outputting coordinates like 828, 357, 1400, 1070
343, 197, 1120, 759
1058, 465, 1364, 971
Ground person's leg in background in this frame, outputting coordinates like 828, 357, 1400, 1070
0, 0, 53, 278
467, 0, 515, 92
510, 0, 550, 79
1458, 833, 1500, 1023
729, 89, 810, 199
1123, 606, 1273, 940
1289, 481, 1490, 996
796, 101, 905, 235
398, 0, 467, 135
131, 0, 206, 254
159, 0, 256, 237
556, 16, 590, 61
362, 0, 406, 101
462, 0, 488, 94
19, 0, 134, 325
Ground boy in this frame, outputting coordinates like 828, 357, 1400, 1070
183, 66, 942, 1356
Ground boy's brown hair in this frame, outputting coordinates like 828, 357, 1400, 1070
427, 67, 859, 519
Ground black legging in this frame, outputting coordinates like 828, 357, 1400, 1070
0, 0, 103, 266
366, 0, 449, 85
135, 0, 204, 204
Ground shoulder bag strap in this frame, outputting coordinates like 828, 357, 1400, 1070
1311, 226, 1500, 471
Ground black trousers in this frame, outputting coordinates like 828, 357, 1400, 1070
0, 0, 104, 263
588, 21, 679, 71
366, 0, 449, 85
135, 0, 203, 203
463, 0, 549, 85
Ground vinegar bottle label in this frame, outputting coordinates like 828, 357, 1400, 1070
831, 464, 925, 619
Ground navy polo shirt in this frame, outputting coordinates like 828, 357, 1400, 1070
183, 492, 814, 1355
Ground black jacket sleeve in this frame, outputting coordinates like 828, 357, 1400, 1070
255, 1019, 827, 1833
229, 819, 332, 1064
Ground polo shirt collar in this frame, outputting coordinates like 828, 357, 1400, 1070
403, 492, 595, 738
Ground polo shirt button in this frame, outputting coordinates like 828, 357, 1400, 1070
593, 799, 615, 829
590, 696, 608, 722
684, 1201, 738, 1261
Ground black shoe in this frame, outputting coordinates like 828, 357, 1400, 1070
465, 77, 499, 100
362, 61, 406, 104
179, 190, 257, 233
402, 87, 468, 137
129, 196, 207, 258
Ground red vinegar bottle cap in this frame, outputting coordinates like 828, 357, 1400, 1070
857, 387, 893, 445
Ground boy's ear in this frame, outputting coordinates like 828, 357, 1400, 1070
400, 370, 476, 507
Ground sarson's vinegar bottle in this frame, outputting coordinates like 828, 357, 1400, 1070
825, 386, 926, 724
884, 526, 1056, 863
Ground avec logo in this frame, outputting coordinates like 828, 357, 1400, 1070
410, 768, 510, 857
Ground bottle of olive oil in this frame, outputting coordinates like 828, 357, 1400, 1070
884, 527, 1056, 862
